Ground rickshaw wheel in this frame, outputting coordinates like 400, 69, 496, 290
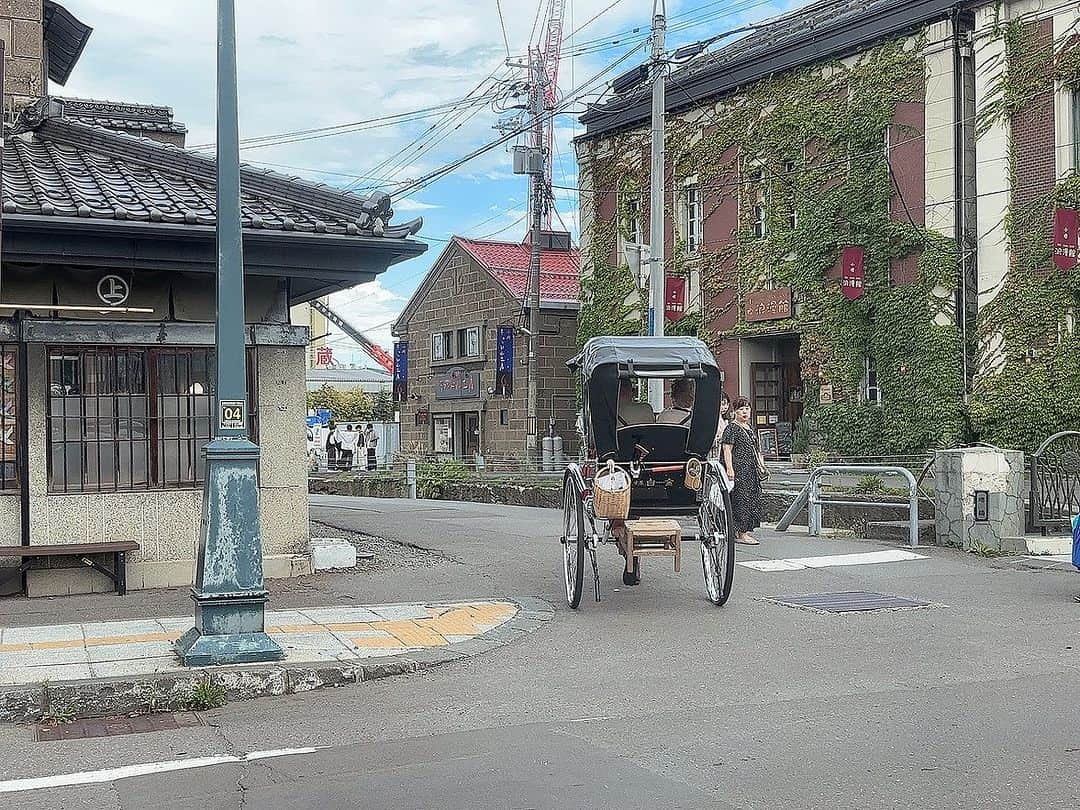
699, 473, 736, 606
562, 474, 585, 609
622, 557, 640, 586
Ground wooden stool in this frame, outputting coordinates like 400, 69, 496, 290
621, 519, 682, 573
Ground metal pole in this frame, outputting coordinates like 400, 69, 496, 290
176, 0, 283, 666
647, 0, 666, 412
526, 49, 545, 466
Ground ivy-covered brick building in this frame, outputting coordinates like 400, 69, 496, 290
575, 0, 1080, 456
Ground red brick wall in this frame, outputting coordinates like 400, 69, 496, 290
890, 91, 926, 284
1009, 19, 1057, 236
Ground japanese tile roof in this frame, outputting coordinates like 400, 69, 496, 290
454, 236, 581, 303
2, 99, 423, 241
55, 97, 188, 137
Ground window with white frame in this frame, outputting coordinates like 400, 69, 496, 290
433, 415, 453, 454
783, 160, 798, 230
1073, 87, 1080, 171
432, 331, 450, 361
623, 195, 641, 245
681, 181, 701, 254
863, 355, 881, 406
753, 195, 767, 239
457, 325, 481, 358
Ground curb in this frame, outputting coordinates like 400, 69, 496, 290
0, 597, 555, 725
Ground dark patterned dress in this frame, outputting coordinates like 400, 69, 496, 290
722, 422, 763, 534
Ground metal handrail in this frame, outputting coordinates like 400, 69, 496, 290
776, 464, 921, 548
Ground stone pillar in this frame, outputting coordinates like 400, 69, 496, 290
0, 0, 44, 113
933, 447, 1026, 551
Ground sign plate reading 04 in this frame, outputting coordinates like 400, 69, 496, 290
219, 400, 246, 431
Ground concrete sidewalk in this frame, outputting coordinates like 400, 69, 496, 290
0, 597, 554, 723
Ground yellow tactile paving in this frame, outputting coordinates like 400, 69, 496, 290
0, 601, 519, 657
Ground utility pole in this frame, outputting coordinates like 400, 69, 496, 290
648, 0, 666, 412
176, 0, 283, 667
525, 48, 545, 466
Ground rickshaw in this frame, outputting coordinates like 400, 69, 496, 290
560, 336, 736, 608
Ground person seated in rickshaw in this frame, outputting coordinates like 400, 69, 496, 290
617, 379, 654, 426
657, 378, 695, 425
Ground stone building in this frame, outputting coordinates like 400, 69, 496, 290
0, 1, 425, 594
575, 0, 1080, 456
392, 232, 580, 462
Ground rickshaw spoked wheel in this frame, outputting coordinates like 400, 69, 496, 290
698, 472, 736, 607
622, 557, 640, 586
561, 474, 585, 609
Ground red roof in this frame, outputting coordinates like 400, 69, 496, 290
454, 236, 580, 304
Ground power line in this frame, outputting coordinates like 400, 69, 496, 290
496, 0, 512, 59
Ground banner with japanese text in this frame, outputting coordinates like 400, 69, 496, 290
840, 246, 865, 300
664, 276, 687, 322
495, 326, 514, 395
392, 342, 408, 402
1053, 208, 1078, 271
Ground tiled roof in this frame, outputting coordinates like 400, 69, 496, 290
454, 236, 580, 303
55, 97, 188, 136
3, 100, 423, 241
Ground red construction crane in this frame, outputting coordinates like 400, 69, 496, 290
310, 299, 394, 374
535, 0, 565, 230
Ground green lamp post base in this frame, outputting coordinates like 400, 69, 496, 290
175, 592, 284, 667
176, 437, 285, 667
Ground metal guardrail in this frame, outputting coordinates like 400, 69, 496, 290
776, 465, 921, 548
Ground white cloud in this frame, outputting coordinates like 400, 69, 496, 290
392, 198, 440, 212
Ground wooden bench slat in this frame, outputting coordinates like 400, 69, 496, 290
0, 541, 139, 556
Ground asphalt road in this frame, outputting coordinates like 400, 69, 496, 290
0, 494, 1077, 809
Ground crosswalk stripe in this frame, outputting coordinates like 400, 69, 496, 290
737, 549, 928, 572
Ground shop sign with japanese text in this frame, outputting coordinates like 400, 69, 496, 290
745, 288, 792, 322
434, 367, 480, 400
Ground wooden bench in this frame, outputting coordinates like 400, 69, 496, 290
0, 541, 139, 596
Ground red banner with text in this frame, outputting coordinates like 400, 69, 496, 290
1053, 208, 1078, 271
840, 246, 865, 300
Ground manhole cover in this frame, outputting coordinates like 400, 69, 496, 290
36, 712, 204, 742
766, 591, 931, 614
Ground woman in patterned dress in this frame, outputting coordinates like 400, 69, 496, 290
721, 396, 767, 545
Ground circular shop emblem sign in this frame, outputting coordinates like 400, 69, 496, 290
97, 275, 130, 306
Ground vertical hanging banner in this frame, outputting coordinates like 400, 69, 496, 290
495, 325, 514, 395
1053, 208, 1078, 271
840, 246, 866, 300
392, 342, 408, 402
664, 276, 687, 322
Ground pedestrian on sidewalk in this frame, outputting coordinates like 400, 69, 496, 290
711, 391, 732, 458
338, 424, 358, 470
325, 420, 339, 471
364, 423, 378, 470
722, 396, 767, 545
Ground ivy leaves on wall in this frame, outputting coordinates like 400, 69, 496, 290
578, 37, 966, 455
971, 16, 1080, 452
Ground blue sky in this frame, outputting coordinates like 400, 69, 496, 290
59, 0, 802, 366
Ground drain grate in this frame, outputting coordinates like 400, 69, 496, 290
36, 711, 204, 742
766, 591, 931, 614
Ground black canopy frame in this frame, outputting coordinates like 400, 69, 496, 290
571, 337, 722, 463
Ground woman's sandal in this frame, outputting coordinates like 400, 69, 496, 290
735, 534, 760, 545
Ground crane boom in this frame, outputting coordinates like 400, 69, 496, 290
310, 299, 394, 374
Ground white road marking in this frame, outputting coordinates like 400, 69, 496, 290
0, 747, 321, 794
737, 549, 928, 572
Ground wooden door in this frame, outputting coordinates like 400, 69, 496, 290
751, 363, 783, 429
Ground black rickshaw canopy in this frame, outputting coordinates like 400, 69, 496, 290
570, 336, 723, 463
568, 336, 720, 377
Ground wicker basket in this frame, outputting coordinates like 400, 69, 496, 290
684, 458, 702, 491
593, 461, 631, 519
